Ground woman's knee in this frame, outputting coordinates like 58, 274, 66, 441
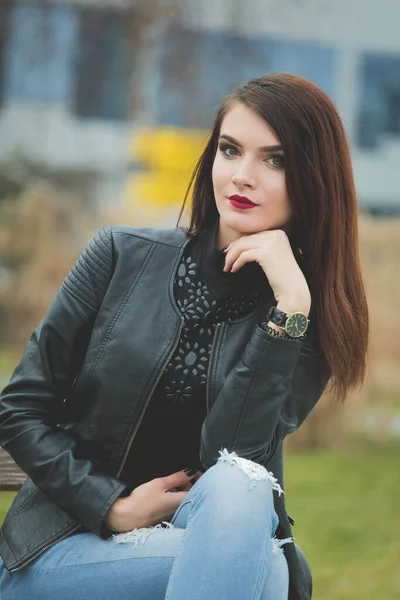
195, 449, 281, 530
203, 449, 283, 496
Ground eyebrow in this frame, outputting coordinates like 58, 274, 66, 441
219, 134, 283, 153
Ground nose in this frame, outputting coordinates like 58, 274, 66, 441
231, 160, 256, 189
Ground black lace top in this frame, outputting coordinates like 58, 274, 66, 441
119, 223, 275, 489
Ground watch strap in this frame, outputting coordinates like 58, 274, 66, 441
260, 323, 306, 341
266, 306, 288, 328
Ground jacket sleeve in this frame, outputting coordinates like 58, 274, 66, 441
0, 227, 130, 537
200, 324, 329, 470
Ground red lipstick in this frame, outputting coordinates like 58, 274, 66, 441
229, 195, 257, 210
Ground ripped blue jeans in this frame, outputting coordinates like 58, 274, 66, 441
0, 450, 290, 600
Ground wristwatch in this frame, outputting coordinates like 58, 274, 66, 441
266, 306, 310, 338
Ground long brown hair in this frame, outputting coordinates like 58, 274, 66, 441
178, 72, 369, 403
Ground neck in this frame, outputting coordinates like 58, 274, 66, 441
216, 222, 242, 250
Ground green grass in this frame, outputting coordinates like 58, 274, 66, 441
0, 492, 16, 524
284, 437, 400, 600
0, 437, 398, 598
0, 347, 21, 376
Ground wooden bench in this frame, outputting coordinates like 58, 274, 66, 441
0, 447, 25, 491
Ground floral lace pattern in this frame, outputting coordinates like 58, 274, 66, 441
164, 253, 267, 406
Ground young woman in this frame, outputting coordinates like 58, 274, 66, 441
0, 73, 368, 600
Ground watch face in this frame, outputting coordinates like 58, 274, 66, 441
285, 313, 308, 337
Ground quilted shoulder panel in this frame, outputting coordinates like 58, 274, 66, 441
61, 227, 113, 311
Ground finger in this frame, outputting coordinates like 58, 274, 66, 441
230, 249, 260, 273
224, 242, 260, 272
192, 471, 203, 483
164, 490, 188, 510
223, 246, 243, 272
168, 481, 193, 492
181, 481, 194, 492
161, 470, 195, 491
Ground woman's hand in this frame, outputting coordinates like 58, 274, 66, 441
104, 470, 199, 533
223, 229, 311, 313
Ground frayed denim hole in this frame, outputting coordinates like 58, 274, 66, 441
217, 448, 284, 496
112, 521, 175, 546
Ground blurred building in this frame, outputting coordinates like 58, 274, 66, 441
0, 0, 400, 219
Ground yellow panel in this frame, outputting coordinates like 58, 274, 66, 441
130, 127, 209, 171
124, 170, 193, 208
125, 126, 211, 210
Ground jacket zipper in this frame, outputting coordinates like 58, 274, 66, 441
205, 322, 222, 413
10, 524, 81, 571
11, 316, 185, 572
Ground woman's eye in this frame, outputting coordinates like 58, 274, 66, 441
220, 144, 239, 157
266, 155, 285, 168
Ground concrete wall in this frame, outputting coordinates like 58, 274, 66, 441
1, 0, 400, 213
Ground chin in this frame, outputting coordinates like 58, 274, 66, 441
220, 212, 271, 235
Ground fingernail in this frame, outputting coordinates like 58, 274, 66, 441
183, 467, 197, 477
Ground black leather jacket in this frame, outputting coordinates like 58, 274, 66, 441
0, 225, 327, 599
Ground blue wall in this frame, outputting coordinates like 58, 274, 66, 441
155, 28, 337, 127
1, 3, 134, 120
4, 4, 78, 104
357, 52, 400, 149
0, 6, 337, 127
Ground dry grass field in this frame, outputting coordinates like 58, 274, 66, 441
358, 215, 400, 404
